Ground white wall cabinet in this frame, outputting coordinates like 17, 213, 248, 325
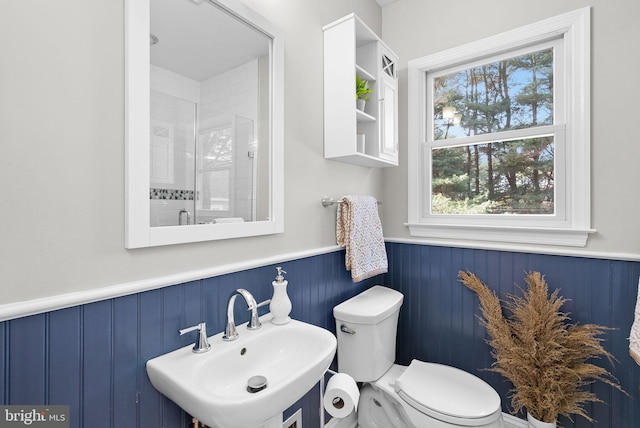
323, 14, 398, 167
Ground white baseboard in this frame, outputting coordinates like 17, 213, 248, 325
325, 412, 526, 428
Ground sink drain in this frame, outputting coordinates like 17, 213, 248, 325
247, 375, 268, 393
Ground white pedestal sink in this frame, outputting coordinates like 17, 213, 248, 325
147, 315, 337, 428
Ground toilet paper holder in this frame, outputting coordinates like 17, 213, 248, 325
320, 369, 360, 425
320, 369, 338, 426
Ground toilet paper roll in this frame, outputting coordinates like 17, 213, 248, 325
323, 373, 360, 418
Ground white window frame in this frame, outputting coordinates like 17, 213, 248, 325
407, 7, 594, 249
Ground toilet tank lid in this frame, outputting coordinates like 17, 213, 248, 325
333, 285, 404, 324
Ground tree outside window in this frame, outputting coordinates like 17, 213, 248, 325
431, 48, 555, 216
407, 8, 592, 249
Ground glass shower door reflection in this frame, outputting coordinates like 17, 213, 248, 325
149, 90, 197, 227
196, 113, 256, 224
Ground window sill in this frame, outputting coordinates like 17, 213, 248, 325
405, 223, 595, 248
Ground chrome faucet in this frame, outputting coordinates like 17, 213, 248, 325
223, 289, 261, 341
178, 209, 191, 225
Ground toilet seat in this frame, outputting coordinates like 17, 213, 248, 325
394, 360, 502, 426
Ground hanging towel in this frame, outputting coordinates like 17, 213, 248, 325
336, 195, 388, 282
630, 278, 640, 365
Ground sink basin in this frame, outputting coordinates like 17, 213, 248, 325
146, 316, 337, 428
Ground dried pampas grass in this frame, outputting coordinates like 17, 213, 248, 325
458, 270, 625, 423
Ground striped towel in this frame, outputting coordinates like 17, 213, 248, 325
336, 195, 388, 282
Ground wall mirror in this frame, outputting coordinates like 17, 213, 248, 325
125, 0, 284, 248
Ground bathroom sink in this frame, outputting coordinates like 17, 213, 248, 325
146, 316, 337, 428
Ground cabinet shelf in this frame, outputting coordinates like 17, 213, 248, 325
333, 152, 398, 168
323, 13, 398, 168
356, 64, 375, 82
356, 109, 376, 122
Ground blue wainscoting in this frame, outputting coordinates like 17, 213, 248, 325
385, 242, 640, 428
0, 250, 377, 428
1, 243, 639, 428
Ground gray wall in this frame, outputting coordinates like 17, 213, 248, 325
1, 0, 639, 308
0, 0, 382, 305
381, 0, 640, 258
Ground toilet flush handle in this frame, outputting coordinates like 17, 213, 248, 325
340, 324, 356, 335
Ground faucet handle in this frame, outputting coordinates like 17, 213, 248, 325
179, 322, 211, 353
255, 299, 271, 309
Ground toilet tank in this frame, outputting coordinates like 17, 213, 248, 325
333, 286, 404, 382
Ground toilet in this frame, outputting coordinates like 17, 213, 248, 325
333, 285, 504, 428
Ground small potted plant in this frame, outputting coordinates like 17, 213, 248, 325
458, 270, 625, 427
356, 75, 372, 111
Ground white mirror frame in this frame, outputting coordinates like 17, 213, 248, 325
125, 0, 284, 248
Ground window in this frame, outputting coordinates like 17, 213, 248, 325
198, 123, 234, 213
407, 8, 593, 249
430, 43, 560, 217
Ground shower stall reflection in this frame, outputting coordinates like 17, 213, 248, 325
150, 90, 257, 227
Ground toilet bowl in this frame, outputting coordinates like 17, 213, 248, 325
333, 286, 504, 428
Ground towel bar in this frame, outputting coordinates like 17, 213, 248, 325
321, 196, 381, 207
